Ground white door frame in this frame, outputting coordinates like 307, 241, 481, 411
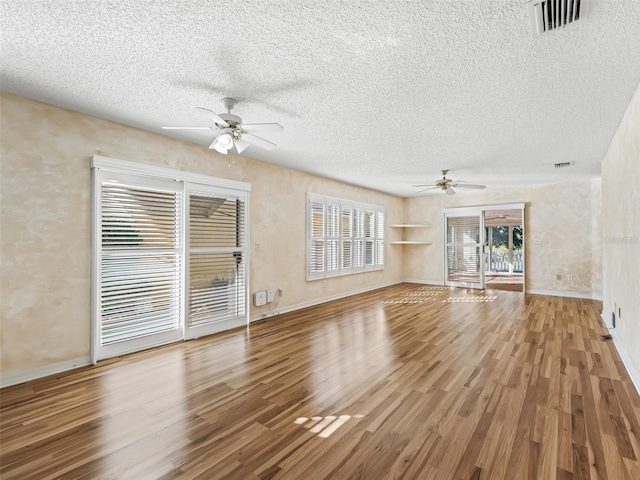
443, 203, 525, 291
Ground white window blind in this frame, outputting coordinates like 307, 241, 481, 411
97, 175, 184, 359
446, 215, 482, 285
92, 156, 250, 362
187, 192, 247, 337
307, 193, 384, 280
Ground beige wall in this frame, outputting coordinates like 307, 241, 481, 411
602, 81, 640, 382
0, 93, 403, 380
0, 90, 614, 385
403, 179, 602, 297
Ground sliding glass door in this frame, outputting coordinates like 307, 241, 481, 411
444, 210, 484, 289
92, 158, 250, 362
95, 173, 184, 360
185, 186, 247, 339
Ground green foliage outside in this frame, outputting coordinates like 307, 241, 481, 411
488, 226, 523, 253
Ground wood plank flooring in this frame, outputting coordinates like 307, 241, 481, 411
2, 284, 640, 479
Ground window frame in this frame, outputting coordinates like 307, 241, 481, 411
306, 192, 384, 281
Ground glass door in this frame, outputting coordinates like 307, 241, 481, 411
185, 185, 248, 340
445, 211, 484, 289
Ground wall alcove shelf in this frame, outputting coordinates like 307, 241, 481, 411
390, 224, 433, 245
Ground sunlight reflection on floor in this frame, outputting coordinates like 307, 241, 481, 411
294, 414, 363, 438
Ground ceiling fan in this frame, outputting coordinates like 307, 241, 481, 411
162, 97, 283, 154
413, 170, 486, 195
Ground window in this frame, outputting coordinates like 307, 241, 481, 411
307, 193, 384, 280
92, 156, 250, 361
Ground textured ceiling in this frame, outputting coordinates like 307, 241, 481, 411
2, 0, 640, 197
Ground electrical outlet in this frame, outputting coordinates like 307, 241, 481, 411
568, 274, 573, 281
266, 289, 275, 303
278, 288, 284, 296
556, 274, 561, 280
253, 291, 267, 306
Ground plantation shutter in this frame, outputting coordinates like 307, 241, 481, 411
307, 193, 384, 280
326, 203, 340, 272
97, 174, 183, 360
341, 207, 353, 268
186, 189, 247, 338
353, 208, 365, 268
309, 200, 325, 276
365, 210, 375, 266
375, 211, 384, 265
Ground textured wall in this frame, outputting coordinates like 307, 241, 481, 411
0, 93, 403, 378
403, 180, 602, 297
602, 81, 640, 380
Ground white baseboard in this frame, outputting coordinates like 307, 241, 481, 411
526, 289, 601, 300
250, 281, 402, 322
402, 279, 444, 286
1, 356, 91, 389
611, 334, 640, 396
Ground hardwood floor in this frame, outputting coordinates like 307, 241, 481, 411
2, 284, 640, 479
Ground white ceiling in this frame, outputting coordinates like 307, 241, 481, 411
2, 1, 639, 197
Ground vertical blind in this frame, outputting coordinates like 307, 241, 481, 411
100, 182, 182, 345
188, 194, 246, 328
307, 193, 384, 280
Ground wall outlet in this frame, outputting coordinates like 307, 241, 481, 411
568, 274, 574, 281
253, 291, 267, 306
556, 274, 562, 280
266, 289, 275, 303
278, 288, 284, 296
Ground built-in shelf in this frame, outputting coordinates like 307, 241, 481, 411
390, 224, 432, 245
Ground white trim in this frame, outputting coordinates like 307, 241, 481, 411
443, 203, 525, 215
250, 281, 400, 322
1, 356, 91, 388
611, 334, 640, 396
525, 289, 599, 300
92, 155, 251, 192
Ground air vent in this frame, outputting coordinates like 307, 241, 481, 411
554, 161, 575, 168
527, 0, 589, 37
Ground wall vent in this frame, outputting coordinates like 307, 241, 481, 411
527, 0, 589, 37
554, 161, 575, 168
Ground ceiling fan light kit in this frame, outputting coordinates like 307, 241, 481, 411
162, 97, 283, 155
413, 169, 486, 195
211, 132, 234, 153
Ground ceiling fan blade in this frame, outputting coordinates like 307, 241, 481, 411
445, 187, 456, 195
242, 122, 284, 133
412, 184, 438, 188
242, 133, 277, 150
415, 186, 439, 193
234, 138, 250, 154
162, 126, 212, 130
195, 107, 229, 127
452, 184, 486, 189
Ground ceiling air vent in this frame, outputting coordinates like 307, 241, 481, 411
527, 0, 589, 37
554, 161, 575, 168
